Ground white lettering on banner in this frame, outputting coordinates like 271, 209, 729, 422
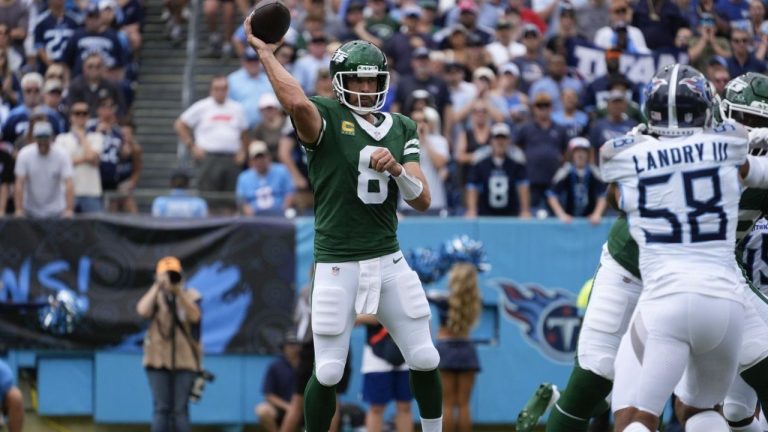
572, 43, 689, 84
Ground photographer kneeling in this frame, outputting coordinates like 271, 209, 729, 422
137, 257, 202, 432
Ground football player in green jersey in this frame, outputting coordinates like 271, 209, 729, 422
516, 72, 768, 432
245, 19, 443, 432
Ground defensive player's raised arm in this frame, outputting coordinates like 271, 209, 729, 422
244, 16, 322, 146
741, 155, 768, 187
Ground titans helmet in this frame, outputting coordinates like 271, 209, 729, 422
642, 64, 714, 137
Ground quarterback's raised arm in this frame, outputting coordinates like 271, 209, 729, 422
243, 16, 322, 145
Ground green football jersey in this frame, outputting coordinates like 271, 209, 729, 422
607, 188, 768, 279
606, 215, 641, 279
304, 96, 421, 263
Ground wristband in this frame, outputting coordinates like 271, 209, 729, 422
394, 167, 423, 201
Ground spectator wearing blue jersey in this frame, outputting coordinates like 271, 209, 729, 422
152, 171, 209, 218
62, 4, 128, 80
2, 73, 64, 148
236, 140, 295, 216
513, 92, 569, 210
465, 122, 530, 218
0, 360, 23, 432
34, 0, 79, 69
547, 137, 607, 224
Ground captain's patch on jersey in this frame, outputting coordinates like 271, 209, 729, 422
341, 121, 355, 136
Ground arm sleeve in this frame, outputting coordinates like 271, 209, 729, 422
179, 102, 203, 128
744, 155, 768, 188
61, 151, 74, 178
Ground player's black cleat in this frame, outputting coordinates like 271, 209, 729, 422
516, 383, 558, 432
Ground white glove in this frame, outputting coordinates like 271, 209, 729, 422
748, 128, 768, 150
628, 123, 648, 136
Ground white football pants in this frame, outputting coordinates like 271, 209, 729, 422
310, 251, 440, 386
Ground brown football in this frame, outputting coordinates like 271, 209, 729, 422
249, 0, 291, 44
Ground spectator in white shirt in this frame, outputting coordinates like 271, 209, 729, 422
14, 122, 74, 218
55, 100, 103, 213
175, 75, 248, 193
485, 18, 526, 67
593, 0, 650, 53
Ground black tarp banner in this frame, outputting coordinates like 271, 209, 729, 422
0, 216, 295, 354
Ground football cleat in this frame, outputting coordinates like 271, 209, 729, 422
516, 383, 560, 432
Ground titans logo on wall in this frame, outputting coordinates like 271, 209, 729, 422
495, 279, 581, 364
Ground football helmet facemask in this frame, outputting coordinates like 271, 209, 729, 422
642, 64, 714, 137
330, 40, 390, 115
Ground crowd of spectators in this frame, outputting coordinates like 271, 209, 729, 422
5, 0, 768, 221
175, 0, 768, 221
0, 0, 145, 217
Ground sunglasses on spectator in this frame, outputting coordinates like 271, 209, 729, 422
535, 102, 552, 108
72, 110, 89, 116
46, 74, 64, 79
732, 38, 750, 43
612, 7, 627, 13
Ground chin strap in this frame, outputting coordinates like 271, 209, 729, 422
394, 167, 423, 201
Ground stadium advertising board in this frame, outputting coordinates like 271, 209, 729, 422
0, 216, 295, 354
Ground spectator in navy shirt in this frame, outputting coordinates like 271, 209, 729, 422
632, 0, 688, 50
393, 47, 453, 135
547, 137, 607, 224
88, 95, 124, 194
513, 24, 546, 94
466, 122, 530, 218
588, 89, 636, 153
68, 52, 126, 120
384, 5, 434, 76
727, 28, 766, 77
255, 335, 300, 432
34, 0, 79, 69
513, 92, 568, 209
62, 4, 127, 80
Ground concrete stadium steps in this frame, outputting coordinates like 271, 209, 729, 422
132, 0, 241, 191
132, 0, 185, 190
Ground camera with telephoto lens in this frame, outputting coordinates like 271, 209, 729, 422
167, 270, 182, 284
189, 370, 215, 403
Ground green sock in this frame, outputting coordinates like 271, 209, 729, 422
409, 368, 443, 419
545, 365, 613, 432
741, 356, 768, 414
303, 373, 337, 432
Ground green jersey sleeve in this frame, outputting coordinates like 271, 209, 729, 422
396, 114, 420, 165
